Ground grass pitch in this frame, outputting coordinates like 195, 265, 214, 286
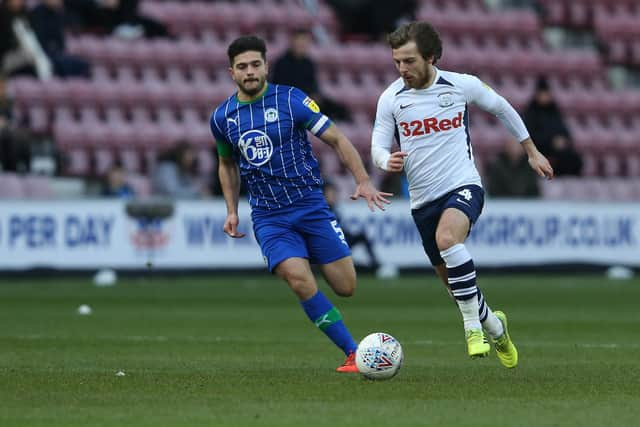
1, 272, 639, 426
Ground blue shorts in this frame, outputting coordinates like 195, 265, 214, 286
251, 192, 351, 272
411, 184, 484, 266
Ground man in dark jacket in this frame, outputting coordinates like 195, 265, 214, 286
271, 29, 351, 122
486, 137, 540, 198
29, 0, 90, 78
522, 77, 582, 176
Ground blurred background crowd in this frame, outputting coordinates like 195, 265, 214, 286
1, 0, 639, 202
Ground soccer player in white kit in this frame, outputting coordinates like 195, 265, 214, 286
371, 22, 554, 367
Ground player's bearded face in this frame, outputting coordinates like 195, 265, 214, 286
230, 51, 268, 97
392, 41, 433, 89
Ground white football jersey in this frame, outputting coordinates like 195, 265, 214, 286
371, 68, 530, 209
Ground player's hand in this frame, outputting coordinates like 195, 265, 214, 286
223, 213, 246, 238
350, 180, 393, 211
387, 151, 408, 172
528, 151, 554, 180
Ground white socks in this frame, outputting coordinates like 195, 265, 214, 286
440, 244, 481, 331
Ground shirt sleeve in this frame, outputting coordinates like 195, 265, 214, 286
210, 110, 234, 158
460, 74, 530, 142
290, 87, 331, 137
371, 90, 396, 171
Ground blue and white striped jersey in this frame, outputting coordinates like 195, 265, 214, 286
211, 83, 331, 210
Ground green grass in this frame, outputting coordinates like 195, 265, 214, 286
1, 273, 639, 426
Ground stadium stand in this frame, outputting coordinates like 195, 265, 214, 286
2, 0, 639, 200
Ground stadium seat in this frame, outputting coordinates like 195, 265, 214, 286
0, 173, 26, 199
23, 174, 54, 199
126, 173, 152, 198
4, 0, 638, 185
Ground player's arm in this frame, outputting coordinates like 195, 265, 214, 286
465, 76, 554, 179
211, 112, 245, 238
319, 124, 392, 211
520, 138, 554, 179
217, 142, 245, 238
292, 88, 391, 210
371, 92, 408, 173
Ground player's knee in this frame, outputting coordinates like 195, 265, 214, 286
334, 284, 355, 297
282, 272, 317, 299
334, 272, 356, 297
435, 229, 457, 251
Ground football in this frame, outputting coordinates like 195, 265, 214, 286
355, 332, 403, 380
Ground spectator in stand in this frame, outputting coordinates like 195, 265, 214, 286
29, 0, 91, 78
271, 28, 351, 122
0, 0, 52, 79
152, 141, 209, 199
326, 0, 417, 42
64, 0, 169, 38
101, 162, 135, 199
0, 77, 33, 172
523, 77, 582, 175
486, 137, 540, 198
548, 134, 582, 176
523, 77, 569, 156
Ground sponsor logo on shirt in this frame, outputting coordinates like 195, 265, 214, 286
398, 111, 463, 137
303, 96, 320, 113
238, 129, 274, 166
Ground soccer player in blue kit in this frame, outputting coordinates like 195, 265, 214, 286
211, 35, 392, 373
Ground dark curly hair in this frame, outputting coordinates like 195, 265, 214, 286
227, 35, 267, 65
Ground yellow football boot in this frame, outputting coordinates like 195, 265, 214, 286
493, 311, 518, 368
465, 329, 490, 358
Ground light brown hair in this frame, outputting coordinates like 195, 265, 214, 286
387, 21, 443, 65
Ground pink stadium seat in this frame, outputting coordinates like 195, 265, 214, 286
581, 153, 600, 177
539, 0, 565, 26
320, 152, 342, 177
116, 81, 149, 109
27, 105, 50, 134
602, 154, 622, 177
133, 122, 162, 149
155, 107, 179, 126
79, 107, 101, 125
6, 0, 638, 182
53, 120, 85, 150
23, 174, 54, 199
568, 1, 589, 28
0, 173, 26, 199
53, 106, 75, 124
120, 149, 142, 173
104, 107, 127, 127
115, 66, 137, 83
8, 78, 44, 107
64, 78, 96, 108
40, 78, 69, 107
184, 124, 212, 149
539, 177, 565, 200
626, 156, 640, 177
196, 149, 215, 176
126, 173, 152, 198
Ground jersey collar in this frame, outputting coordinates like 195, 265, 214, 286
236, 82, 270, 105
